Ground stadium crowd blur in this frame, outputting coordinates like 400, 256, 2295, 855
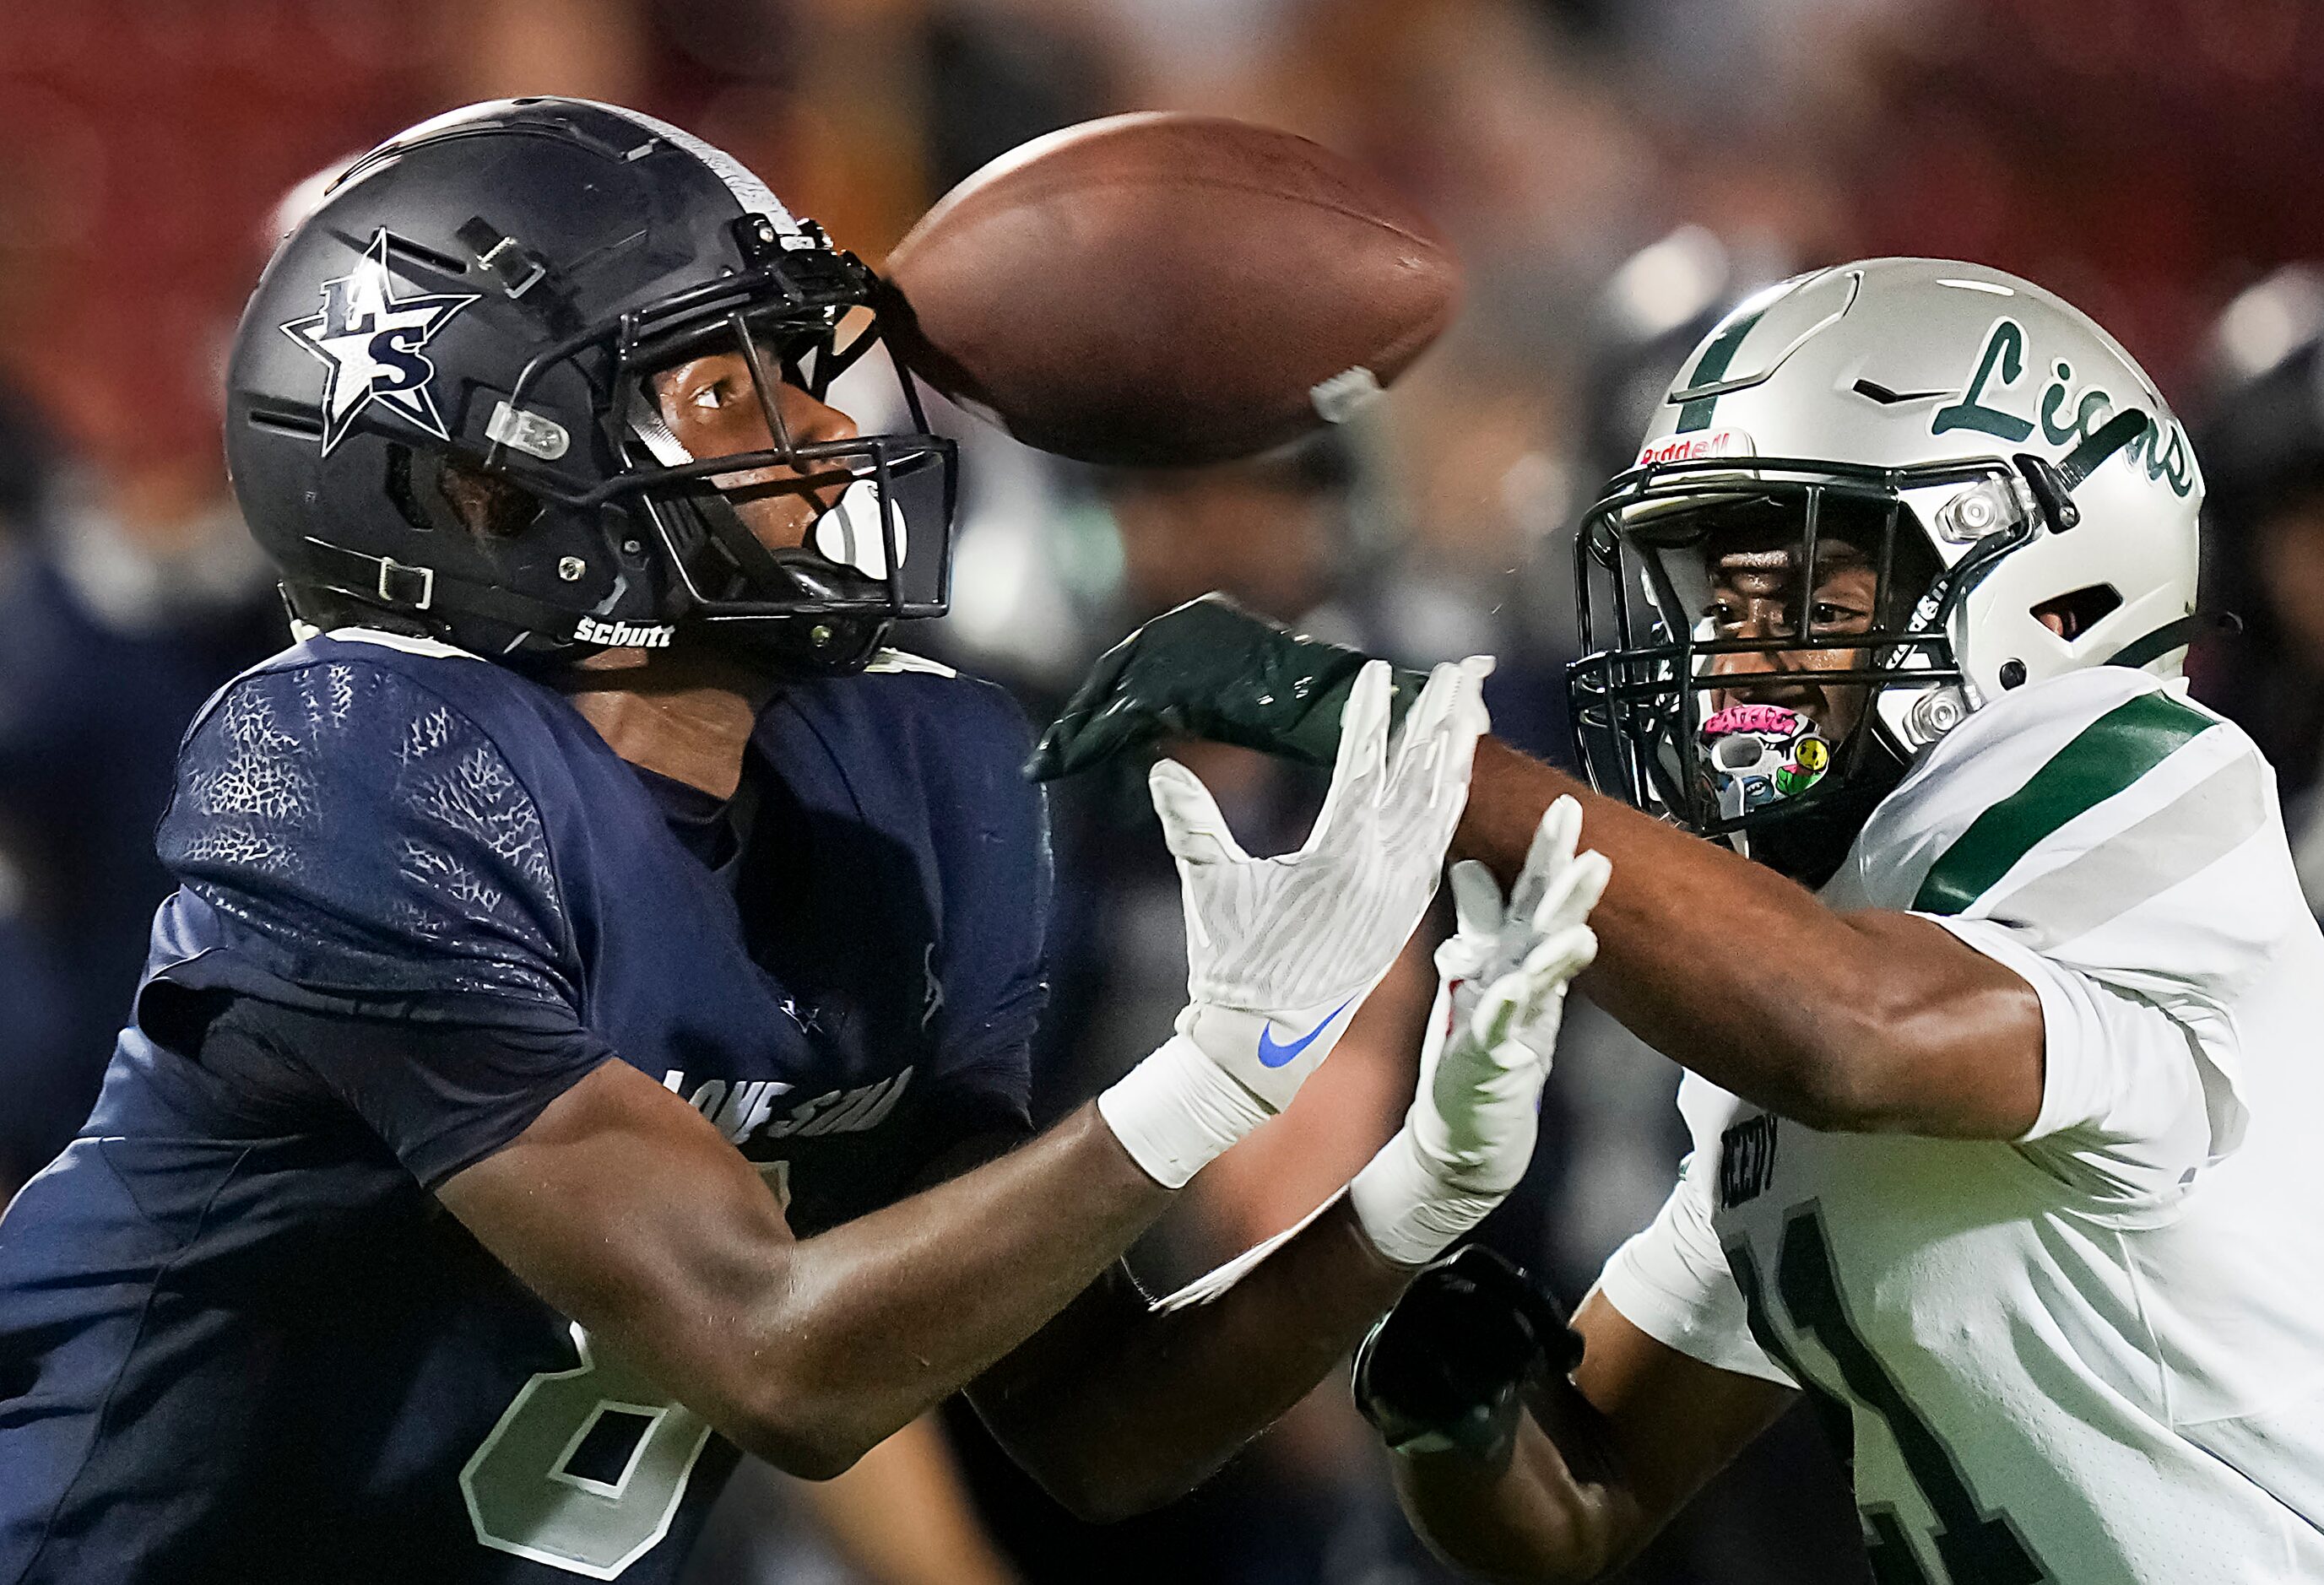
4, 0, 2324, 1581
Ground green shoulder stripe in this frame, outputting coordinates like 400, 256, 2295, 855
1913, 690, 2216, 916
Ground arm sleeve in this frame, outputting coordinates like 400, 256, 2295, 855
149, 661, 608, 1184
156, 660, 582, 1029
194, 993, 614, 1189
1593, 1154, 1795, 1388
1928, 916, 2226, 1204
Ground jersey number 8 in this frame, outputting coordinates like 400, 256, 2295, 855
460, 1162, 793, 1576
460, 1323, 715, 1579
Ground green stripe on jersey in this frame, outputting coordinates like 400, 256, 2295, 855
1913, 690, 2216, 917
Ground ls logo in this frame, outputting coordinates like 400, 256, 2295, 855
281, 230, 479, 456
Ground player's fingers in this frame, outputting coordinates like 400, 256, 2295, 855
1379, 660, 1488, 857
1418, 658, 1492, 818
1448, 859, 1506, 943
1306, 659, 1395, 852
1027, 643, 1139, 778
1433, 929, 1493, 987
1390, 654, 1465, 766
1149, 758, 1250, 866
1520, 924, 1599, 991
1024, 711, 1083, 780
1468, 976, 1532, 1058
1031, 712, 1108, 780
1085, 697, 1173, 765
1508, 795, 1581, 926
1531, 848, 1612, 936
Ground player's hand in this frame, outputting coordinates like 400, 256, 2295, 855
1098, 657, 1491, 1187
1352, 797, 1608, 1264
1352, 1244, 1583, 1463
1025, 593, 1430, 781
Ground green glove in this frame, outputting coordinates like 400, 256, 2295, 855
1027, 594, 1431, 780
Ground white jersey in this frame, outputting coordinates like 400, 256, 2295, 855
1598, 666, 2324, 1583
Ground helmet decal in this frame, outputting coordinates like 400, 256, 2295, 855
1670, 299, 1773, 430
1936, 318, 2196, 499
1636, 428, 1754, 468
279, 230, 479, 456
1932, 317, 2036, 443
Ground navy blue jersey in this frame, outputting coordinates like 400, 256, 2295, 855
0, 630, 1048, 1583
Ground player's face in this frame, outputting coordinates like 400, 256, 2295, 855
1700, 536, 1881, 744
650, 351, 859, 554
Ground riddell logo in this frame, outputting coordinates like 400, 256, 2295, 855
574, 616, 674, 648
1636, 429, 1753, 468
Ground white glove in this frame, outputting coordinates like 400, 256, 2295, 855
1100, 657, 1490, 1187
1351, 796, 1609, 1264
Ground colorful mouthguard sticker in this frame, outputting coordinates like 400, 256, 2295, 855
1701, 702, 1831, 813
1703, 703, 1804, 738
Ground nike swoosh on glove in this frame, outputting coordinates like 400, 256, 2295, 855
1098, 657, 1491, 1187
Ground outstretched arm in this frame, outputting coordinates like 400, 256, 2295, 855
1030, 598, 2043, 1139
440, 1068, 1172, 1480
975, 801, 1609, 1518
442, 660, 1491, 1484
1454, 737, 2041, 1137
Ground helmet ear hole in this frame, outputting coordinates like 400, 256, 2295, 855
385, 444, 541, 542
2030, 582, 2122, 641
437, 458, 543, 541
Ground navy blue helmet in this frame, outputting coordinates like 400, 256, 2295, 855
227, 98, 956, 671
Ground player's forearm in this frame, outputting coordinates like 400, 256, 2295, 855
1394, 1375, 1643, 1585
974, 1195, 1410, 1521
1455, 738, 2040, 1135
745, 1103, 1173, 1475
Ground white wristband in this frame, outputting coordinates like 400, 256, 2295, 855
1349, 1128, 1503, 1267
1097, 1031, 1270, 1189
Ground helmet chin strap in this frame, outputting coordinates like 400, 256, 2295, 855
2104, 610, 2241, 671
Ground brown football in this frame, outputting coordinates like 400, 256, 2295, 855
877, 112, 1461, 466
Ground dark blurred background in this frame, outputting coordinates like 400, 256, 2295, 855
7, 2, 2324, 1582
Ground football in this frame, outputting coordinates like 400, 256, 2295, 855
877, 112, 1461, 466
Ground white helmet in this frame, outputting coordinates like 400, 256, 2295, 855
1568, 257, 2205, 871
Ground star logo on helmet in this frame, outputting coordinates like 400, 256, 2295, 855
280, 230, 480, 456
